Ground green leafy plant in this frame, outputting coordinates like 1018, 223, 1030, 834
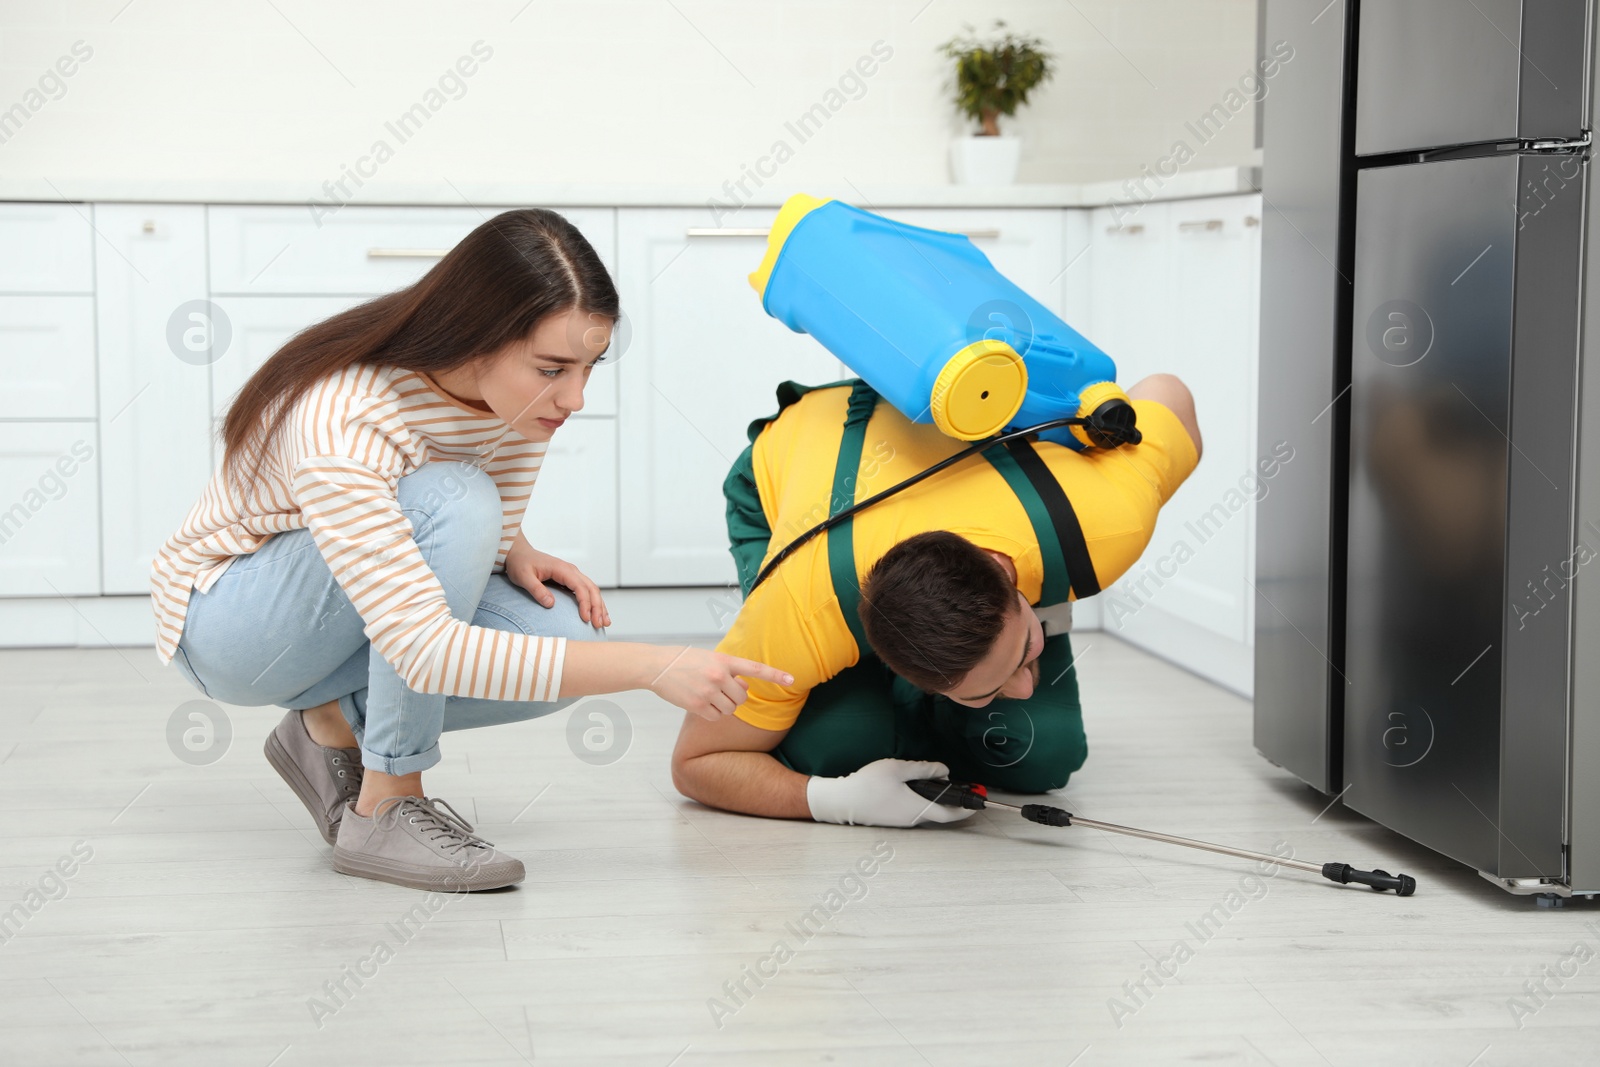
938, 20, 1057, 136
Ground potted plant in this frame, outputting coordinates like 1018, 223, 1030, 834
938, 19, 1057, 185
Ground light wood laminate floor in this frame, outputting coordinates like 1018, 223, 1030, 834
2, 634, 1597, 1065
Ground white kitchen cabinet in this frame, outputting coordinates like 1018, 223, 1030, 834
0, 202, 93, 293
1088, 201, 1174, 377
95, 204, 215, 596
0, 296, 97, 420
614, 209, 845, 586
520, 417, 619, 588
1088, 195, 1263, 695
0, 422, 102, 597
209, 205, 479, 294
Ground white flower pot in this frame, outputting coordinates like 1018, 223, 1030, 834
950, 135, 1022, 185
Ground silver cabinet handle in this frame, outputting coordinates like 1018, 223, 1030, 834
685, 226, 1002, 239
1105, 223, 1146, 235
1244, 215, 1261, 227
1178, 219, 1225, 233
367, 248, 451, 258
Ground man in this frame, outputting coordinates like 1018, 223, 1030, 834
671, 372, 1202, 828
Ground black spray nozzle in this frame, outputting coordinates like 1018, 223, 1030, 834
1321, 862, 1417, 896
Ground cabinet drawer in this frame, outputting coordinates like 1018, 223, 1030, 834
0, 202, 94, 293
0, 296, 96, 419
0, 422, 101, 597
208, 205, 616, 296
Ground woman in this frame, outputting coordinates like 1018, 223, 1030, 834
150, 208, 791, 893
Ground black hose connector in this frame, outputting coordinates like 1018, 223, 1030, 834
1322, 862, 1417, 896
906, 779, 988, 809
1083, 398, 1143, 448
1020, 804, 1073, 827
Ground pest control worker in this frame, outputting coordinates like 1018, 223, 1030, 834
670, 371, 1203, 829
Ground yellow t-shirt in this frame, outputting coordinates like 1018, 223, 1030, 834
719, 385, 1199, 731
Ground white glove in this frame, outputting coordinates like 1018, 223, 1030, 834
805, 759, 980, 828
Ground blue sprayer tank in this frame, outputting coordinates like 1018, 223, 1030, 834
749, 193, 1139, 451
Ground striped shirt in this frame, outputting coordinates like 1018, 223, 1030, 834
149, 364, 565, 702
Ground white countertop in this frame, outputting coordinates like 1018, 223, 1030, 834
0, 166, 1260, 210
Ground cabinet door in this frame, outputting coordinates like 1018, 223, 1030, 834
1090, 196, 1263, 694
95, 204, 214, 596
520, 417, 619, 588
1087, 202, 1173, 377
1151, 196, 1261, 640
208, 296, 367, 469
0, 423, 101, 596
0, 296, 97, 420
615, 209, 843, 586
0, 202, 93, 293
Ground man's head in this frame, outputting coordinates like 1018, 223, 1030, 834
859, 531, 1045, 707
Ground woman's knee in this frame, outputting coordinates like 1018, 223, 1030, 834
397, 460, 504, 558
473, 576, 607, 643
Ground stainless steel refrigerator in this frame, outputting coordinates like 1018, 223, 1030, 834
1255, 0, 1600, 900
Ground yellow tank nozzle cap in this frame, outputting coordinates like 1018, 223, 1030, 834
748, 193, 833, 299
1071, 380, 1134, 448
928, 341, 1028, 440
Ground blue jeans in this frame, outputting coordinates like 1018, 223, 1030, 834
169, 460, 605, 775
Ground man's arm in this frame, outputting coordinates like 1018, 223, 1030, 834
670, 710, 811, 819
671, 708, 981, 828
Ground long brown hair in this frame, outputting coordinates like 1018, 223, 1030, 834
219, 208, 619, 493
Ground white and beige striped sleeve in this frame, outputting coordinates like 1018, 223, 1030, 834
286, 394, 565, 702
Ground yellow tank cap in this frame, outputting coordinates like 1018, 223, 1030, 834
1070, 380, 1131, 448
929, 341, 1028, 440
748, 193, 833, 298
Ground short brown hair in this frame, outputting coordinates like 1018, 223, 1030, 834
859, 531, 1017, 692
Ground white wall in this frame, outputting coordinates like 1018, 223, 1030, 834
1, 0, 1259, 208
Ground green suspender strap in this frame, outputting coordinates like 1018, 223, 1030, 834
982, 439, 1102, 606
825, 380, 881, 654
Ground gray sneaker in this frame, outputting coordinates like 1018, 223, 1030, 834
332, 795, 525, 892
263, 709, 363, 845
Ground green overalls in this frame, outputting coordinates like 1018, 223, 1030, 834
723, 379, 1088, 794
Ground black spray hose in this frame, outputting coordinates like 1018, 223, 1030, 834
907, 779, 1416, 897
